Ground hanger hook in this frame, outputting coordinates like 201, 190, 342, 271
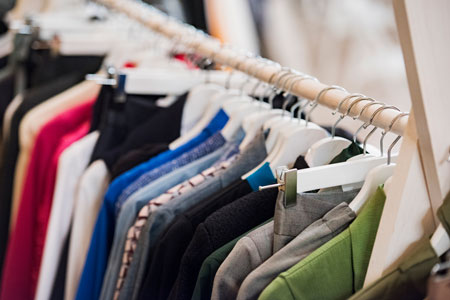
331, 93, 365, 138
353, 101, 384, 143
258, 66, 285, 104
267, 69, 295, 108
281, 74, 318, 116
305, 85, 347, 126
360, 105, 400, 155
250, 59, 277, 99
239, 56, 267, 96
380, 112, 409, 157
226, 51, 255, 89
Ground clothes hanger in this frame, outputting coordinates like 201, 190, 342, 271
290, 110, 408, 196
262, 75, 324, 164
266, 85, 338, 170
304, 93, 365, 166
347, 105, 400, 161
305, 96, 378, 166
171, 42, 228, 147
348, 112, 408, 214
239, 59, 286, 150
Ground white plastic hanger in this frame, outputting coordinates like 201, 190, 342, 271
305, 93, 365, 166
348, 113, 408, 214
305, 95, 379, 167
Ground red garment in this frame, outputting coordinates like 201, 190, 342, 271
1, 100, 94, 300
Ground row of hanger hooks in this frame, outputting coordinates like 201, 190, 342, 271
94, 0, 410, 139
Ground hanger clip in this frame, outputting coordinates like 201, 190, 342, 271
259, 166, 297, 207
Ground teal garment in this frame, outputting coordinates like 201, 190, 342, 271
246, 162, 276, 191
330, 142, 364, 164
259, 187, 386, 300
192, 219, 273, 300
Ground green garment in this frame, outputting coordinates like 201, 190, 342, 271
192, 219, 273, 300
349, 191, 450, 300
330, 142, 364, 164
259, 187, 386, 300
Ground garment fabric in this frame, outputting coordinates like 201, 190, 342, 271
35, 131, 99, 300
237, 202, 356, 300
96, 92, 187, 170
349, 190, 450, 300
10, 80, 100, 233
116, 131, 227, 212
75, 107, 228, 300
191, 230, 260, 300
259, 186, 386, 300
0, 100, 94, 300
212, 189, 359, 300
115, 129, 245, 300
135, 130, 268, 300
167, 187, 279, 300
101, 142, 236, 300
330, 141, 364, 164
0, 73, 92, 279
110, 143, 168, 179
65, 160, 110, 300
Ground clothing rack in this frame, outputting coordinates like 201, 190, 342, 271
94, 0, 408, 137
95, 0, 450, 289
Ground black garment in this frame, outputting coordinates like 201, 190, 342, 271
110, 143, 168, 179
91, 92, 187, 170
50, 232, 70, 300
89, 85, 114, 133
0, 71, 14, 136
0, 54, 103, 285
167, 188, 278, 300
180, 0, 207, 32
139, 179, 250, 300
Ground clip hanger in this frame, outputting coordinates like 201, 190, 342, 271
259, 166, 298, 207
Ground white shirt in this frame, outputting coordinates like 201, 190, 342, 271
65, 159, 110, 300
35, 131, 99, 300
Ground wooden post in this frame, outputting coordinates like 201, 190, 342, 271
365, 0, 450, 286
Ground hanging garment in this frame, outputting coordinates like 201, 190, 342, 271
258, 186, 386, 300
0, 99, 94, 300
349, 191, 450, 300
167, 187, 279, 300
110, 143, 169, 179
211, 189, 360, 300
76, 110, 229, 300
114, 128, 244, 300
65, 159, 110, 300
191, 228, 264, 300
427, 262, 450, 300
132, 129, 269, 300
35, 131, 99, 300
0, 74, 97, 280
237, 202, 356, 300
11, 80, 100, 233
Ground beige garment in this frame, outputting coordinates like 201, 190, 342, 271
9, 80, 100, 232
3, 94, 23, 141
65, 159, 110, 300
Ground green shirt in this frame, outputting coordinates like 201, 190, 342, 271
349, 191, 450, 300
259, 187, 386, 300
192, 219, 272, 300
330, 142, 364, 164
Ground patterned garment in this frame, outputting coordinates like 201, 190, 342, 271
113, 155, 239, 300
115, 133, 226, 216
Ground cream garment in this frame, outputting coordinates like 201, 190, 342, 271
0, 94, 23, 164
35, 131, 99, 300
9, 80, 100, 232
3, 94, 23, 140
65, 159, 110, 300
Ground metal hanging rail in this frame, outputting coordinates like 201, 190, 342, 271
95, 0, 408, 136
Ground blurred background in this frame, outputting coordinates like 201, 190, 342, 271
1, 0, 411, 147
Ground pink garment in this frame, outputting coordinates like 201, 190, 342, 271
1, 99, 94, 300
